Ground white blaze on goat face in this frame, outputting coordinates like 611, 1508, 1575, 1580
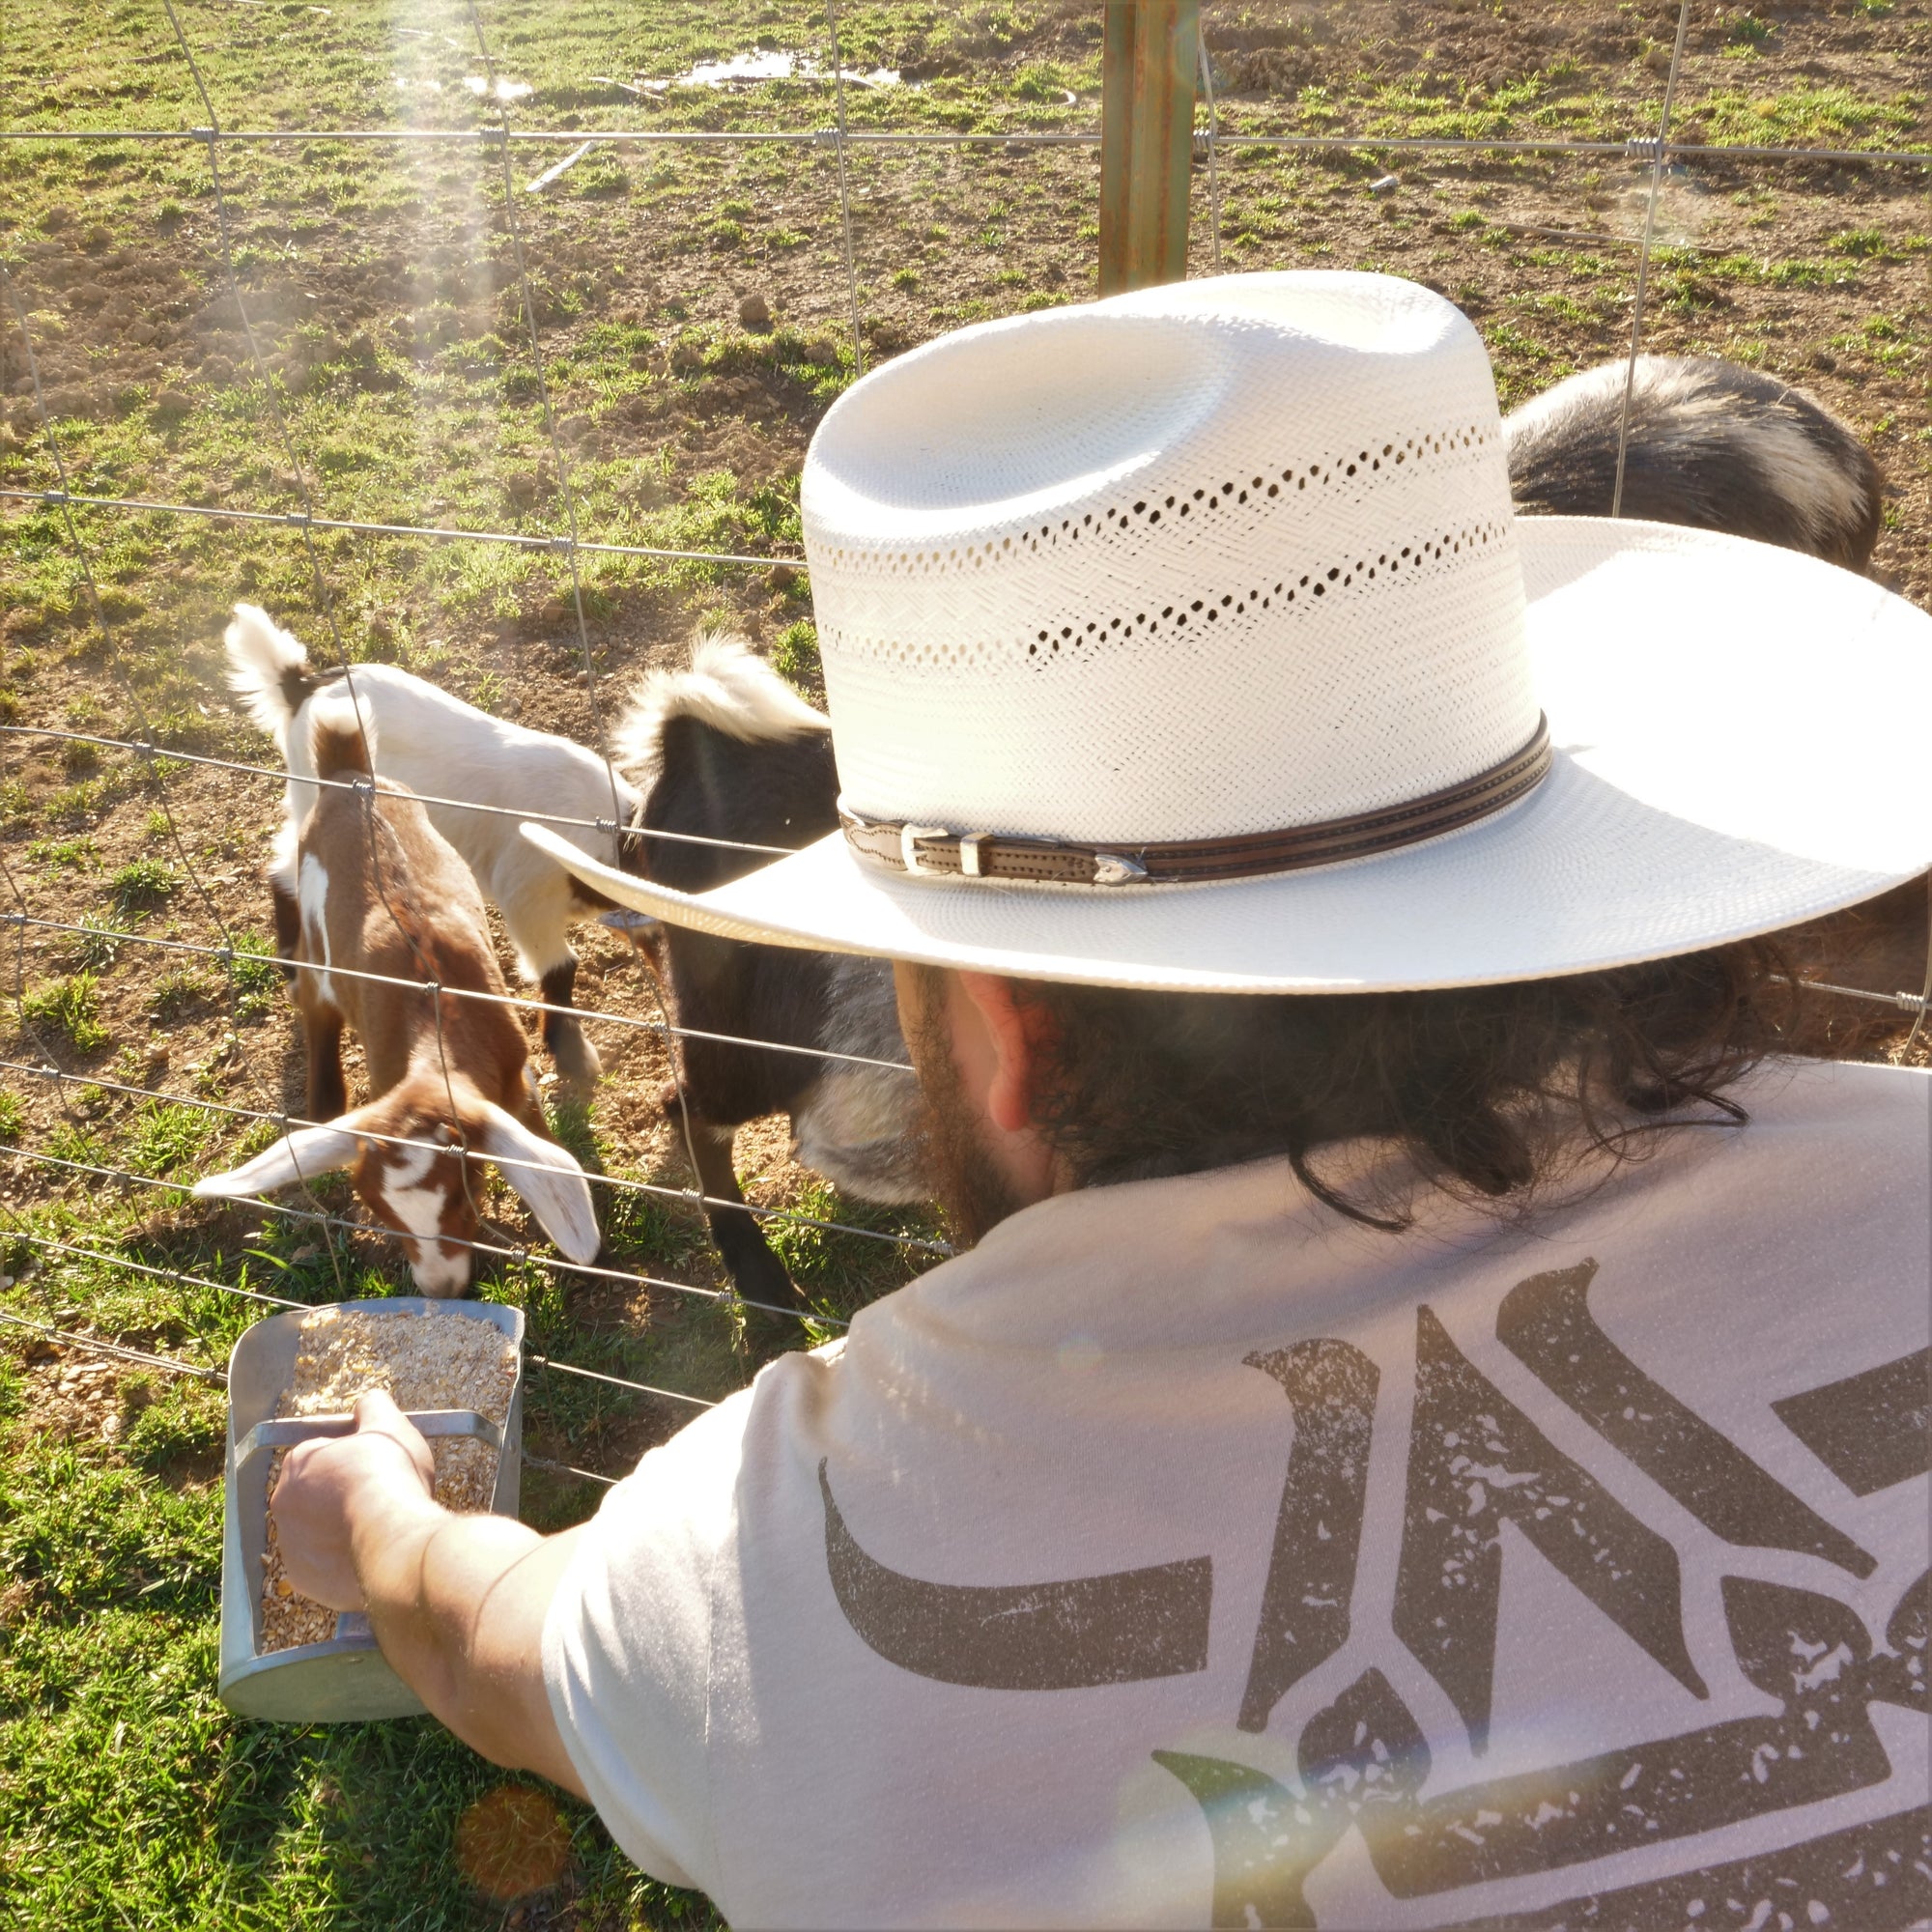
298, 851, 337, 1007
370, 1139, 474, 1296
405, 1236, 471, 1298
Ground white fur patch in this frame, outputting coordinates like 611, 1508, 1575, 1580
298, 851, 337, 1008
611, 628, 827, 790
222, 603, 309, 753
376, 1144, 471, 1293
408, 1239, 470, 1297
305, 686, 378, 769
377, 1141, 445, 1236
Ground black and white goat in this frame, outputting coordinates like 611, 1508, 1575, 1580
224, 604, 640, 1087
608, 355, 1889, 1302
609, 638, 925, 1309
193, 691, 602, 1294
1505, 355, 1884, 571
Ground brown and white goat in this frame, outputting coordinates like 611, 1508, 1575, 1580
224, 604, 643, 1089
194, 693, 602, 1294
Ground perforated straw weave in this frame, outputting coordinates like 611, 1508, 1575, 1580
803, 272, 1539, 843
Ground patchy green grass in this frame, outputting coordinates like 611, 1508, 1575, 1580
19, 972, 110, 1054
0, 1039, 938, 1930
770, 616, 822, 693
0, 1292, 715, 1931
0, 1168, 785, 1926
108, 857, 177, 920
65, 914, 123, 972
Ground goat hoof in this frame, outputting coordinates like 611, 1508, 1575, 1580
550, 1033, 603, 1088
722, 1243, 807, 1319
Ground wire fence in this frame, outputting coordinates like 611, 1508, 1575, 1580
2, 0, 1928, 1484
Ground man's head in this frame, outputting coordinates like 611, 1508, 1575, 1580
895, 938, 1809, 1244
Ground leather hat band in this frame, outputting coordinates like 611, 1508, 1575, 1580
840, 715, 1551, 888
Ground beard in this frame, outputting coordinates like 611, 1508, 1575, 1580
903, 975, 1029, 1250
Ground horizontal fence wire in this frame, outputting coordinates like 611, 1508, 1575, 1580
1770, 976, 1932, 1014
1, 128, 1926, 162
0, 1301, 227, 1381
0, 1293, 628, 1484
1, 1224, 722, 1412
2, 907, 919, 1077
518, 1450, 617, 1488
0, 1288, 628, 1481
0, 490, 798, 571
1, 724, 801, 862
0, 1048, 945, 1261
2, 1138, 839, 1328
0, 128, 1101, 148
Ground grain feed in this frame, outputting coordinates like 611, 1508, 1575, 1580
258, 1306, 517, 1654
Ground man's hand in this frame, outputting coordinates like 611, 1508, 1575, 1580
270, 1384, 589, 1800
270, 1389, 440, 1610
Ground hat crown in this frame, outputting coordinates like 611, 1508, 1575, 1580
802, 272, 1540, 846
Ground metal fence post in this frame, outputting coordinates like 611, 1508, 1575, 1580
1098, 0, 1201, 295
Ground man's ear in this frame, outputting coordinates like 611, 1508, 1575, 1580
954, 972, 1058, 1134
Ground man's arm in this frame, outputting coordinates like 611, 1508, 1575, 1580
270, 1389, 589, 1800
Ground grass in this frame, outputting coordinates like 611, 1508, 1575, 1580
223, 931, 283, 1022
0, 1076, 933, 1930
1, 0, 1927, 1921
108, 858, 177, 920
18, 972, 110, 1054
0, 1327, 694, 1930
0, 1178, 810, 1926
770, 617, 822, 692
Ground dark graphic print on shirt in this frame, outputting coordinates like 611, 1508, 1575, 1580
817, 1256, 1931, 1927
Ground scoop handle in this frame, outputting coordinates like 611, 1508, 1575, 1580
235, 1407, 502, 1461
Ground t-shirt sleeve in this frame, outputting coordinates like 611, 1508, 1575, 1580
541, 1389, 753, 1892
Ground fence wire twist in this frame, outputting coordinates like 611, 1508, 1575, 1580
3, 1, 1926, 1455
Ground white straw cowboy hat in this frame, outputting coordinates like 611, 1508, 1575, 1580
526, 271, 1932, 993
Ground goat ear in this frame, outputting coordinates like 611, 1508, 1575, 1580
472, 1102, 602, 1264
192, 1122, 363, 1200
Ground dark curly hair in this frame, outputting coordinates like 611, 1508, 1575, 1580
988, 937, 1817, 1230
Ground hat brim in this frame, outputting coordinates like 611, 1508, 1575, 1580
529, 520, 1932, 994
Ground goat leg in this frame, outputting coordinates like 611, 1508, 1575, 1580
270, 875, 300, 980
304, 1009, 348, 1124
538, 956, 603, 1089
658, 1079, 803, 1309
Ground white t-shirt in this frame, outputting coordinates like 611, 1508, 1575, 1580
544, 1057, 1931, 1930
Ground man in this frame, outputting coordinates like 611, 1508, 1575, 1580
276, 273, 1932, 1928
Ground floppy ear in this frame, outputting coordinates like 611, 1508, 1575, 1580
472, 1101, 602, 1264
191, 1122, 363, 1200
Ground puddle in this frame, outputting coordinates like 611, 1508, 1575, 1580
629, 50, 905, 93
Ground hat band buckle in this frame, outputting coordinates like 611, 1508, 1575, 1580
841, 715, 1552, 890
